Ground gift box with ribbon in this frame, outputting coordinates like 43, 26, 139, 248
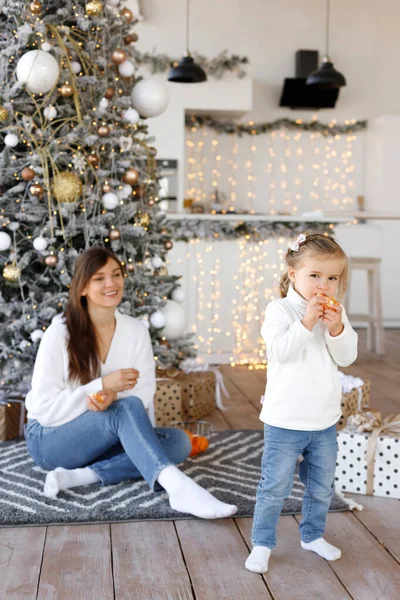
335, 410, 400, 498
156, 360, 229, 422
337, 372, 371, 430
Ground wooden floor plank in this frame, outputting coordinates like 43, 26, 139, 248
352, 495, 400, 563
0, 526, 46, 600
176, 519, 272, 599
37, 524, 113, 600
112, 521, 193, 600
295, 512, 400, 600
237, 517, 351, 599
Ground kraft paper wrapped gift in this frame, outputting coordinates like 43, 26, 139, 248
337, 373, 371, 430
154, 378, 182, 427
335, 410, 400, 499
0, 396, 26, 441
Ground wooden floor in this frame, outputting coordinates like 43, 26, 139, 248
1, 329, 400, 599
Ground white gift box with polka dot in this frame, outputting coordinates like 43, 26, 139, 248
335, 426, 400, 499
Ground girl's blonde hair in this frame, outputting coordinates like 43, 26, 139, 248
279, 233, 348, 299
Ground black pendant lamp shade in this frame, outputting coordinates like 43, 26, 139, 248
168, 54, 207, 83
306, 0, 346, 89
168, 0, 207, 83
307, 57, 346, 89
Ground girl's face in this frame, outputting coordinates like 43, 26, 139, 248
288, 254, 343, 302
81, 258, 124, 309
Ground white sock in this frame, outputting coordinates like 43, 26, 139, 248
157, 465, 237, 519
44, 467, 99, 498
301, 538, 341, 561
245, 546, 271, 574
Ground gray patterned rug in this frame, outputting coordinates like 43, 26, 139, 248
0, 430, 350, 527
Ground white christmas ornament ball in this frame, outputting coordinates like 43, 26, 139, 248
16, 50, 60, 94
131, 79, 169, 118
43, 106, 57, 119
33, 236, 48, 252
0, 231, 12, 251
102, 192, 119, 210
71, 61, 82, 74
160, 300, 186, 339
4, 133, 19, 147
99, 98, 109, 109
151, 256, 163, 269
118, 60, 135, 78
41, 42, 52, 52
171, 287, 185, 303
31, 329, 44, 343
149, 311, 166, 329
123, 108, 140, 124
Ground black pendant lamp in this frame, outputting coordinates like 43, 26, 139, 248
168, 0, 207, 83
306, 0, 346, 89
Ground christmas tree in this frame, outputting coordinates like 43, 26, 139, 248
0, 0, 194, 388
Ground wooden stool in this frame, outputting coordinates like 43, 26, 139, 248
344, 257, 385, 355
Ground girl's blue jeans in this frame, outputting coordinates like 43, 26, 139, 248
251, 423, 338, 549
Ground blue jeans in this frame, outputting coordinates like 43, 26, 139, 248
24, 395, 191, 490
251, 424, 338, 549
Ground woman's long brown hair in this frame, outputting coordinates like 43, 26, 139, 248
65, 247, 123, 384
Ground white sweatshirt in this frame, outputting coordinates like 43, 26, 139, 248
259, 285, 358, 431
25, 310, 156, 427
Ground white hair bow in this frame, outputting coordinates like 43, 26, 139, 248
289, 233, 307, 252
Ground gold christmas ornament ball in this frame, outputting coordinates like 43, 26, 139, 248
98, 125, 110, 137
59, 83, 74, 97
87, 154, 100, 168
104, 86, 115, 99
121, 7, 133, 22
160, 228, 170, 235
45, 255, 58, 267
21, 167, 36, 181
148, 146, 157, 157
51, 171, 82, 203
134, 212, 150, 228
156, 266, 169, 276
30, 1, 42, 14
124, 33, 139, 45
85, 0, 103, 16
164, 240, 173, 250
109, 228, 121, 241
111, 49, 127, 65
29, 183, 44, 198
126, 262, 135, 272
122, 167, 139, 185
3, 263, 20, 282
102, 183, 112, 193
0, 106, 8, 123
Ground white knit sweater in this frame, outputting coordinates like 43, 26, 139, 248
25, 310, 156, 427
259, 285, 358, 431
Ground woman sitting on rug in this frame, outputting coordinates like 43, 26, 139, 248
25, 246, 237, 520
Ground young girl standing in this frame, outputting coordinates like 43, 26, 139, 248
246, 233, 358, 574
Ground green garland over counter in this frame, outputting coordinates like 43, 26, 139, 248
133, 49, 249, 79
165, 219, 337, 242
185, 116, 367, 137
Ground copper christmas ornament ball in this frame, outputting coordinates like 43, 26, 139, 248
109, 228, 121, 240
102, 183, 112, 193
124, 33, 139, 45
30, 1, 42, 14
60, 83, 74, 97
45, 255, 58, 267
21, 167, 35, 181
98, 125, 110, 137
87, 154, 100, 168
111, 49, 127, 65
104, 87, 115, 100
29, 183, 44, 198
121, 7, 133, 22
164, 240, 173, 250
122, 167, 139, 185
